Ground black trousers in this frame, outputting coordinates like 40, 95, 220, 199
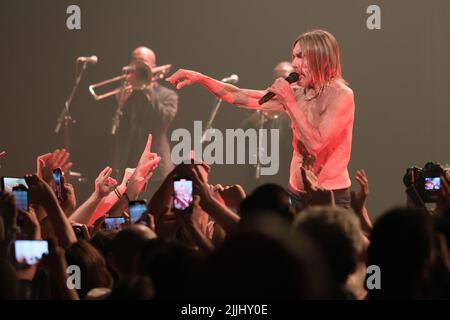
288, 187, 351, 212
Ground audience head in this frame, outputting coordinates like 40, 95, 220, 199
367, 207, 435, 299
109, 224, 156, 279
194, 227, 325, 299
65, 240, 113, 299
239, 184, 295, 229
293, 206, 364, 297
108, 276, 154, 300
138, 238, 200, 299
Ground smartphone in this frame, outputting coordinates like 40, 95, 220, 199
1, 176, 28, 193
53, 168, 63, 200
104, 217, 126, 231
14, 240, 49, 265
72, 225, 84, 239
129, 200, 148, 224
424, 177, 441, 191
12, 185, 29, 212
173, 177, 193, 211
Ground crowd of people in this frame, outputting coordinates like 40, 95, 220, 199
1, 29, 450, 301
1, 133, 450, 300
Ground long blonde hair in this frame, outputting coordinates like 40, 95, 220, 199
294, 30, 343, 89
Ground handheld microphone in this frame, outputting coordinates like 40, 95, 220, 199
221, 74, 239, 84
77, 56, 98, 64
258, 72, 299, 105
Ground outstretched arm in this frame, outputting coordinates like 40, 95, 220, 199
166, 69, 283, 111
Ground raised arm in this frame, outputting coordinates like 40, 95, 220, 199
25, 174, 77, 247
69, 166, 117, 224
166, 69, 283, 111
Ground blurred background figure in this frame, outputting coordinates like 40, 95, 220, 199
241, 61, 294, 192
116, 46, 178, 198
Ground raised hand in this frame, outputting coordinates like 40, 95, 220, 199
37, 149, 73, 186
178, 164, 217, 208
126, 134, 161, 200
71, 223, 91, 241
136, 134, 155, 174
60, 175, 77, 215
267, 77, 296, 105
126, 157, 161, 200
0, 192, 18, 236
436, 175, 450, 216
350, 169, 369, 214
134, 133, 161, 189
94, 166, 117, 198
301, 166, 335, 207
166, 69, 203, 90
17, 207, 41, 240
25, 174, 59, 208
217, 185, 246, 210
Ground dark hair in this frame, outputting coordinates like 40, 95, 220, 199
193, 231, 317, 299
239, 184, 295, 227
293, 206, 363, 287
109, 224, 156, 278
293, 29, 343, 88
90, 229, 118, 258
0, 258, 18, 299
65, 240, 113, 299
367, 207, 435, 299
108, 276, 154, 300
138, 238, 201, 299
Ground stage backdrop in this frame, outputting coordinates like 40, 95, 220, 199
1, 0, 449, 219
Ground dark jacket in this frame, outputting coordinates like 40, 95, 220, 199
117, 83, 178, 182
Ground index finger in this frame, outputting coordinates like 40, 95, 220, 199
37, 153, 52, 164
145, 134, 153, 153
166, 70, 182, 83
192, 165, 206, 184
104, 167, 113, 178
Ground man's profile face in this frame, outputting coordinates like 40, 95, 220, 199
292, 42, 312, 88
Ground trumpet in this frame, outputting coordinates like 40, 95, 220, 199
89, 61, 172, 100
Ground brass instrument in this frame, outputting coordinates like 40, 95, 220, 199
89, 61, 171, 100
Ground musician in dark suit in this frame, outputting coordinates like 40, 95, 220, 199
117, 46, 178, 197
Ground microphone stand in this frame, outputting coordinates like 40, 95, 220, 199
255, 111, 266, 179
111, 72, 129, 179
201, 76, 238, 143
54, 61, 88, 183
201, 97, 224, 143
